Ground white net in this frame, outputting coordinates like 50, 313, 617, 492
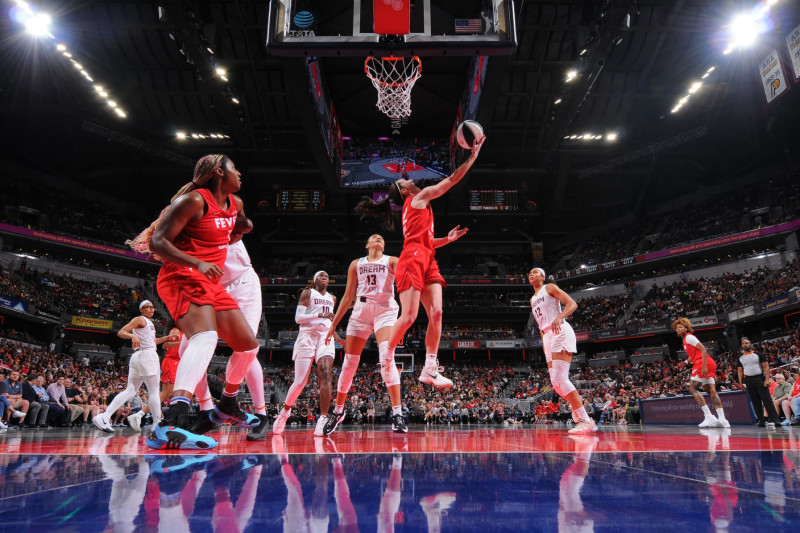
364, 56, 422, 119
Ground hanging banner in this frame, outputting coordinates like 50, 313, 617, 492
759, 49, 788, 103
786, 23, 800, 82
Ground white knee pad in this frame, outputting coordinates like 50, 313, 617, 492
379, 341, 400, 387
337, 354, 360, 394
226, 347, 259, 385
550, 360, 575, 397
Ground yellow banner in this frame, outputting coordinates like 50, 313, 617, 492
71, 316, 114, 330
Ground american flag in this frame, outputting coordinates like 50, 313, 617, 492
455, 18, 482, 34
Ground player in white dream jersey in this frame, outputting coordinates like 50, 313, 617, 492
273, 271, 341, 436
186, 235, 271, 440
323, 234, 406, 435
93, 300, 177, 432
528, 267, 597, 434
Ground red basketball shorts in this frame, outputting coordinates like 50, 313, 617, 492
161, 356, 179, 384
157, 266, 239, 322
396, 246, 446, 293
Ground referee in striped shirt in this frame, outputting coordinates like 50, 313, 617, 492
736, 337, 781, 427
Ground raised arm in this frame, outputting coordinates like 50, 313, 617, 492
412, 136, 485, 207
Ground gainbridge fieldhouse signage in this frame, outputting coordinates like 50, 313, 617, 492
70, 316, 114, 330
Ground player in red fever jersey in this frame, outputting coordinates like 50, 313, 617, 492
354, 135, 485, 389
127, 154, 259, 450
672, 317, 729, 428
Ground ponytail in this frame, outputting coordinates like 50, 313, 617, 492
126, 154, 227, 256
354, 182, 404, 231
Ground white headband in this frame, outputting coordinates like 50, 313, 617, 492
139, 300, 153, 310
532, 268, 546, 278
313, 271, 327, 283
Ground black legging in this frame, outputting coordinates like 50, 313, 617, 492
744, 375, 781, 423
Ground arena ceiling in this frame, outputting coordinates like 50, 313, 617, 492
2, 0, 800, 236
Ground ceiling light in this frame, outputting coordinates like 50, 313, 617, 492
73, 62, 83, 70
56, 43, 66, 51
215, 67, 226, 76
671, 105, 682, 113
24, 12, 51, 36
207, 47, 214, 54
176, 132, 186, 139
729, 13, 760, 49
606, 133, 617, 141
554, 98, 562, 105
191, 133, 199, 139
107, 100, 117, 107
706, 66, 715, 73
679, 95, 689, 104
99, 90, 108, 97
688, 82, 702, 93
114, 108, 126, 118
579, 49, 587, 56
231, 97, 239, 104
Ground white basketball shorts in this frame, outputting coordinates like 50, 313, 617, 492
224, 268, 262, 335
542, 322, 577, 363
129, 348, 160, 378
293, 329, 334, 362
346, 299, 399, 339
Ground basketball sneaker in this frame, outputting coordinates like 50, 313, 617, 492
146, 422, 218, 450
127, 411, 145, 432
246, 414, 270, 441
698, 415, 719, 428
210, 400, 259, 428
568, 419, 597, 434
190, 410, 220, 435
392, 414, 408, 433
323, 409, 346, 436
419, 360, 453, 388
273, 408, 290, 435
314, 415, 329, 437
92, 413, 114, 433
420, 492, 457, 532
714, 418, 730, 429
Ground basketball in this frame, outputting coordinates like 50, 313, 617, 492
456, 120, 484, 149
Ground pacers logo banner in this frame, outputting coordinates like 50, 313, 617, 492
786, 23, 800, 82
759, 49, 788, 104
71, 316, 114, 330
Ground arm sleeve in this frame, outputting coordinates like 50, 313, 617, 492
758, 352, 768, 363
295, 305, 318, 326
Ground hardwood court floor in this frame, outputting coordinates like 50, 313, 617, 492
0, 423, 797, 531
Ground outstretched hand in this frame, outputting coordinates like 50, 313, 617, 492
471, 135, 486, 157
447, 225, 469, 243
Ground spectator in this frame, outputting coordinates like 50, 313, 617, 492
21, 373, 49, 428
0, 370, 29, 427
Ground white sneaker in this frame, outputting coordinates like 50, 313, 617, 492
716, 418, 730, 428
273, 409, 290, 435
0, 420, 7, 430
698, 416, 718, 428
11, 411, 26, 419
419, 361, 453, 388
92, 413, 114, 433
314, 415, 328, 437
128, 411, 144, 432
568, 419, 597, 434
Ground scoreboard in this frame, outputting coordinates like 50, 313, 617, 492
468, 190, 519, 211
276, 190, 325, 212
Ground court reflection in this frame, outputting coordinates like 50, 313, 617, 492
0, 443, 798, 531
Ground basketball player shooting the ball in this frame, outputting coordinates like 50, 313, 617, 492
355, 131, 485, 388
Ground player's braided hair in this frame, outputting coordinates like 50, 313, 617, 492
354, 181, 404, 231
126, 154, 228, 256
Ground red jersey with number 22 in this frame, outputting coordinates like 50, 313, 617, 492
402, 195, 434, 250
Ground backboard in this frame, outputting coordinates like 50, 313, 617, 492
267, 0, 516, 57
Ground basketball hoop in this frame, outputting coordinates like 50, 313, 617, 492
364, 55, 422, 119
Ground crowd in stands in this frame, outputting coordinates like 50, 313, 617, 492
748, 258, 800, 305
1, 261, 148, 322
558, 171, 800, 270
1, 184, 146, 248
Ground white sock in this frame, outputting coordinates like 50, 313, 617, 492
392, 405, 402, 416
334, 405, 344, 414
574, 406, 589, 422
701, 405, 713, 417
174, 331, 218, 393
426, 353, 438, 364
716, 407, 726, 420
